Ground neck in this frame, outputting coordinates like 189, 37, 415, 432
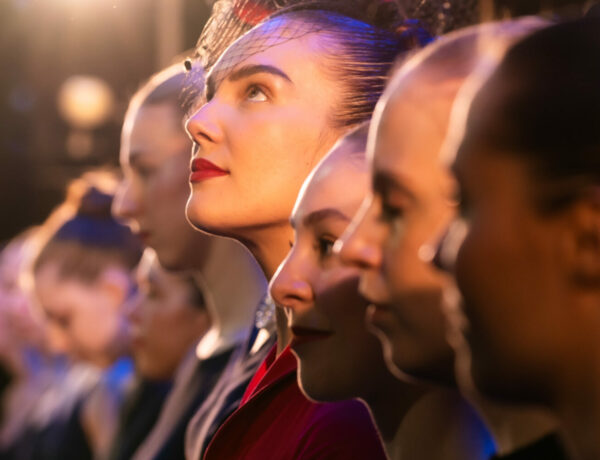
236, 222, 295, 356
363, 378, 425, 459
469, 395, 560, 457
396, 388, 495, 460
238, 223, 295, 280
194, 237, 267, 359
553, 345, 600, 460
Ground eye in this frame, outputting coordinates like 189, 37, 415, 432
134, 164, 156, 180
315, 236, 336, 260
53, 314, 71, 329
245, 84, 268, 102
147, 286, 160, 300
379, 199, 405, 222
454, 188, 470, 219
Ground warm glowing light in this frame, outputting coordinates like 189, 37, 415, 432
57, 75, 115, 129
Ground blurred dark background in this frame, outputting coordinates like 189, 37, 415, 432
0, 0, 212, 244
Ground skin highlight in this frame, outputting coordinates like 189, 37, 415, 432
185, 19, 354, 353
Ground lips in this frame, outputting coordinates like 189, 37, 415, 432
136, 230, 151, 244
365, 303, 396, 333
129, 327, 145, 349
290, 325, 333, 348
190, 158, 228, 182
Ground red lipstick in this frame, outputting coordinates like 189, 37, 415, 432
137, 230, 151, 244
290, 326, 333, 348
190, 158, 228, 182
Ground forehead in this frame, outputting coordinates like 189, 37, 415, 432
372, 78, 461, 176
129, 104, 182, 139
0, 245, 25, 282
121, 103, 187, 162
294, 150, 368, 223
208, 14, 326, 91
36, 264, 82, 310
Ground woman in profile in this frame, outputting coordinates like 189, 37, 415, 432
442, 17, 600, 460
270, 125, 494, 459
184, 0, 431, 457
1, 171, 141, 460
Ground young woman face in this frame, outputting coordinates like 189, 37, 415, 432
127, 251, 210, 381
339, 81, 459, 384
270, 143, 393, 402
450, 141, 576, 402
185, 16, 344, 238
34, 262, 131, 367
115, 103, 211, 271
0, 242, 47, 370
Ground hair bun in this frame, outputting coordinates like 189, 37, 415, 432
365, 0, 402, 30
396, 18, 435, 48
76, 186, 114, 220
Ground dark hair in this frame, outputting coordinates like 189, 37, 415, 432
194, 0, 476, 71
277, 7, 432, 128
493, 0, 590, 17
34, 172, 143, 283
192, 0, 432, 128
460, 17, 600, 211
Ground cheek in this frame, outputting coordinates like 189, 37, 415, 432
137, 303, 158, 331
384, 226, 439, 296
147, 301, 194, 339
75, 305, 119, 350
317, 272, 372, 338
457, 210, 519, 300
229, 110, 333, 194
153, 171, 190, 215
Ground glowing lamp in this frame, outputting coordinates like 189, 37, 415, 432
57, 75, 115, 129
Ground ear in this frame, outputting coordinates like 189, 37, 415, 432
95, 267, 134, 311
566, 187, 600, 288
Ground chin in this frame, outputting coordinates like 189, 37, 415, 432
299, 378, 348, 403
297, 365, 353, 403
154, 248, 191, 271
388, 345, 456, 386
90, 355, 114, 369
470, 352, 549, 405
185, 197, 238, 239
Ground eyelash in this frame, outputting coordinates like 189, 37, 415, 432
380, 199, 405, 222
135, 165, 155, 179
244, 84, 268, 102
314, 235, 336, 260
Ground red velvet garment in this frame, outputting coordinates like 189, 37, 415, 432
203, 344, 387, 459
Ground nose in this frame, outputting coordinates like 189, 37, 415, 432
123, 290, 143, 325
185, 101, 224, 149
336, 196, 382, 270
433, 218, 468, 273
270, 250, 314, 312
47, 325, 71, 356
112, 179, 141, 224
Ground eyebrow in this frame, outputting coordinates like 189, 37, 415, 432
206, 64, 292, 101
299, 208, 352, 229
127, 151, 150, 169
372, 171, 417, 202
127, 152, 142, 166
